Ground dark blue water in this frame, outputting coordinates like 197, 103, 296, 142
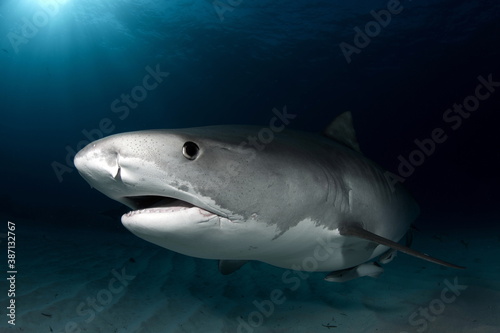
0, 1, 499, 332
1, 0, 499, 228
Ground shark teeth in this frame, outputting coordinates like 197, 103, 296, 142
122, 197, 220, 219
124, 198, 197, 217
124, 205, 192, 217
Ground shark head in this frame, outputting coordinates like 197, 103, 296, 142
74, 127, 329, 261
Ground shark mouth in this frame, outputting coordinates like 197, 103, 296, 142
121, 195, 218, 219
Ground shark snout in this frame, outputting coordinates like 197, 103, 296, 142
74, 142, 122, 187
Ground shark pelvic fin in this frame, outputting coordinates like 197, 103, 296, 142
325, 262, 384, 283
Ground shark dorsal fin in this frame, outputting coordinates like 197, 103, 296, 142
324, 111, 361, 153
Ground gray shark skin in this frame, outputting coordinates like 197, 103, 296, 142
74, 112, 463, 281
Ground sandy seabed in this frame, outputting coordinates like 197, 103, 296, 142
1, 215, 499, 333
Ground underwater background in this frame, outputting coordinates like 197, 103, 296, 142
0, 0, 499, 332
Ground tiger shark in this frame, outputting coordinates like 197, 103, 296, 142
74, 112, 463, 281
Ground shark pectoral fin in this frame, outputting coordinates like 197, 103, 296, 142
325, 262, 384, 283
218, 260, 249, 275
339, 223, 465, 270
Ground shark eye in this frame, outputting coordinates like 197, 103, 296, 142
182, 141, 199, 160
